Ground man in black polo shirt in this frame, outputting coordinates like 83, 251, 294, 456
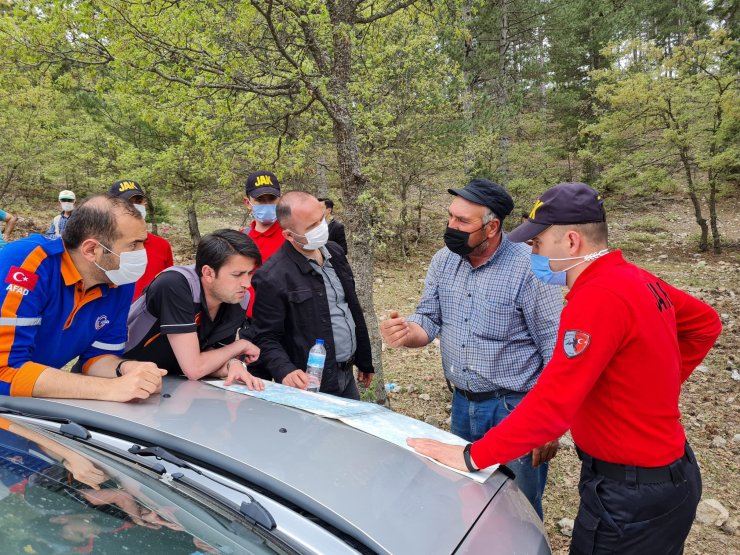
123, 229, 263, 388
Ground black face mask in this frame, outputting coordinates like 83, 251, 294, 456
443, 225, 487, 256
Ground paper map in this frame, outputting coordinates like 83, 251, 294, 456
206, 380, 497, 482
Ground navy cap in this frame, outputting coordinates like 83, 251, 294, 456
109, 179, 145, 200
507, 182, 606, 243
245, 170, 281, 198
448, 178, 514, 219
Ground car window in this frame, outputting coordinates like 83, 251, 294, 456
0, 418, 291, 554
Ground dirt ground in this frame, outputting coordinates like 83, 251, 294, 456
374, 196, 740, 554
11, 193, 739, 553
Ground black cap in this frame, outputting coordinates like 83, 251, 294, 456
507, 182, 606, 243
109, 179, 145, 200
245, 170, 281, 198
448, 178, 514, 219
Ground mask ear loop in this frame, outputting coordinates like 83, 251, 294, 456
583, 249, 609, 262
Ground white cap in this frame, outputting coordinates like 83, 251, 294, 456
58, 190, 76, 201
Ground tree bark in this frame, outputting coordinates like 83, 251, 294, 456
679, 148, 708, 251
186, 186, 201, 249
316, 144, 329, 199
328, 0, 386, 405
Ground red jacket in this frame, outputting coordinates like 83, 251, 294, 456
471, 251, 721, 468
245, 220, 285, 317
134, 232, 174, 300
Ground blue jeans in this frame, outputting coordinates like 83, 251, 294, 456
451, 389, 548, 519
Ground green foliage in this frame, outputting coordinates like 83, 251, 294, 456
0, 0, 735, 255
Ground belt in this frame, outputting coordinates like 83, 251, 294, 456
336, 358, 354, 371
453, 387, 518, 402
576, 446, 691, 484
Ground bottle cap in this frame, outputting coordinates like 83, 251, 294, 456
316, 339, 325, 345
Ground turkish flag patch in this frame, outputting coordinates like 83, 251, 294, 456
563, 330, 590, 358
5, 266, 39, 291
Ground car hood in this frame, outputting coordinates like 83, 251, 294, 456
0, 377, 512, 554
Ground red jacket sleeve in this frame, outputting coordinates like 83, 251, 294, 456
659, 280, 722, 382
470, 286, 630, 468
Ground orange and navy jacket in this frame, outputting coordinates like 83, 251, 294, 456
0, 235, 134, 396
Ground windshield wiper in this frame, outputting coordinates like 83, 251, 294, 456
171, 472, 276, 531
0, 408, 168, 475
128, 443, 276, 531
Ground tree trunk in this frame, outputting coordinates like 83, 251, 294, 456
461, 0, 475, 175
329, 1, 386, 405
708, 101, 723, 253
316, 147, 329, 199
497, 0, 510, 182
186, 188, 201, 249
708, 174, 720, 253
679, 149, 708, 251
397, 175, 409, 257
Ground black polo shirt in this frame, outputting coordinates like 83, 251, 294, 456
124, 271, 246, 375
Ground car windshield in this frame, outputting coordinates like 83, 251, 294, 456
0, 416, 289, 554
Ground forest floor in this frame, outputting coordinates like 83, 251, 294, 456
13, 193, 740, 553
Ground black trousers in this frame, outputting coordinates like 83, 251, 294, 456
570, 444, 701, 555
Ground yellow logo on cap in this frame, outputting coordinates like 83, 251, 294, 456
529, 200, 544, 220
255, 175, 273, 187
117, 181, 138, 192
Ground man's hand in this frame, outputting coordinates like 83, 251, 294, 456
63, 453, 107, 489
407, 438, 468, 472
107, 362, 167, 402
223, 359, 264, 390
380, 310, 411, 348
234, 339, 260, 364
531, 439, 559, 467
357, 371, 373, 387
282, 369, 309, 390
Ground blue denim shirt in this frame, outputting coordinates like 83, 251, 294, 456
407, 234, 562, 393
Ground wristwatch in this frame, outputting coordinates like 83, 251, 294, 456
227, 358, 248, 373
115, 359, 129, 377
463, 443, 479, 473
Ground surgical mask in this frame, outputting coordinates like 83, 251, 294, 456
291, 219, 329, 250
250, 202, 277, 224
133, 203, 147, 220
95, 242, 148, 285
530, 249, 609, 286
60, 202, 75, 212
443, 225, 486, 257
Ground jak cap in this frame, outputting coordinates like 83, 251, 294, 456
109, 180, 145, 200
245, 170, 281, 198
58, 190, 76, 201
507, 182, 606, 243
448, 178, 514, 219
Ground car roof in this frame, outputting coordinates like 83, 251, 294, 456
0, 377, 507, 554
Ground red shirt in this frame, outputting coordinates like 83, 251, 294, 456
134, 232, 174, 300
471, 251, 721, 468
245, 220, 284, 316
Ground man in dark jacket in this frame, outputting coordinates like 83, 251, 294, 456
250, 192, 373, 399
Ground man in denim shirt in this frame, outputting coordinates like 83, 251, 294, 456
381, 179, 562, 518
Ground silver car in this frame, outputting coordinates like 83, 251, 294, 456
0, 377, 550, 554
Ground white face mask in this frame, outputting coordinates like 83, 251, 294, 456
60, 202, 75, 212
95, 242, 148, 285
291, 219, 329, 251
133, 203, 147, 220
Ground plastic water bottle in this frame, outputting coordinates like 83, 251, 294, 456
306, 339, 326, 393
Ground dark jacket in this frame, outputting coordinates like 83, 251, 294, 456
327, 219, 348, 254
250, 240, 373, 384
